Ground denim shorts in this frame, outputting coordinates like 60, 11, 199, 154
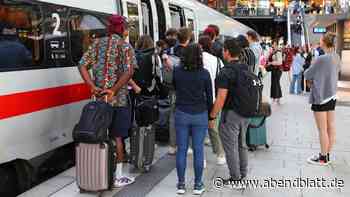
109, 107, 131, 138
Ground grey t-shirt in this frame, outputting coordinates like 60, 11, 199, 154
304, 52, 341, 105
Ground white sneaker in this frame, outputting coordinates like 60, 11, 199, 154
217, 156, 226, 165
168, 146, 176, 155
114, 176, 135, 188
204, 138, 211, 146
193, 184, 205, 195
187, 148, 193, 155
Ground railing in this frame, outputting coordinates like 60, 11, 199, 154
231, 7, 287, 17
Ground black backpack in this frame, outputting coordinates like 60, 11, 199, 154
227, 65, 263, 118
73, 100, 114, 143
134, 49, 156, 90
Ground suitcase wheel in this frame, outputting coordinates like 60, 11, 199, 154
248, 145, 257, 152
265, 144, 270, 149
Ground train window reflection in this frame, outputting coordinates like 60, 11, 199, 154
127, 2, 140, 47
0, 2, 43, 70
69, 10, 107, 64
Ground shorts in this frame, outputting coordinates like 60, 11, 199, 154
109, 107, 131, 138
311, 99, 336, 112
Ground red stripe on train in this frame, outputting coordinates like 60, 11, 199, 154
0, 83, 91, 120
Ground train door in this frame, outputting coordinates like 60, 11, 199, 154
183, 8, 198, 42
141, 0, 159, 41
122, 0, 143, 47
154, 0, 167, 39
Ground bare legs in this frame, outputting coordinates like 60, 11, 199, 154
313, 111, 336, 155
326, 111, 336, 153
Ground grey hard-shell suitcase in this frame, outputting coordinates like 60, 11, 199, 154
130, 125, 155, 172
75, 141, 115, 193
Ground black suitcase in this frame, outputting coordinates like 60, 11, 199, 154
130, 125, 155, 172
154, 98, 171, 143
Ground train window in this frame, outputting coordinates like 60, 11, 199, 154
169, 5, 184, 29
68, 10, 107, 64
0, 1, 44, 71
126, 2, 140, 47
42, 5, 71, 66
187, 19, 194, 31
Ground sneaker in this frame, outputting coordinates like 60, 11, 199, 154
307, 153, 329, 166
204, 138, 211, 146
193, 183, 205, 195
176, 183, 186, 195
168, 146, 176, 155
187, 148, 193, 155
216, 156, 226, 165
114, 176, 135, 187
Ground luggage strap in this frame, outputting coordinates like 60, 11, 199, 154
248, 117, 266, 129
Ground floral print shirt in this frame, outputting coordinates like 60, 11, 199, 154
79, 34, 137, 107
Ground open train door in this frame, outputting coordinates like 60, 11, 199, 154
183, 8, 198, 42
122, 0, 143, 46
141, 0, 159, 41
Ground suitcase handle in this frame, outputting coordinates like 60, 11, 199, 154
92, 94, 108, 103
248, 117, 266, 129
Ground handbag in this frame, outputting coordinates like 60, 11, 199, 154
135, 95, 159, 127
254, 102, 272, 117
252, 96, 272, 118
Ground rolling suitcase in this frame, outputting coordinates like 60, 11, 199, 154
155, 98, 171, 143
130, 125, 155, 172
75, 140, 116, 193
246, 117, 269, 151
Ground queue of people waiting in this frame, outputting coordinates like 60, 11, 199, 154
77, 14, 340, 195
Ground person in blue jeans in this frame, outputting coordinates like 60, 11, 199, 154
173, 43, 213, 195
290, 47, 305, 94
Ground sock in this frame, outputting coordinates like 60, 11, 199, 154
320, 154, 327, 162
115, 163, 123, 179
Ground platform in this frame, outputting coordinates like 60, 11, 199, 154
20, 74, 350, 197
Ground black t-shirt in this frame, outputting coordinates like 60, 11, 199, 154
215, 60, 248, 110
173, 45, 186, 59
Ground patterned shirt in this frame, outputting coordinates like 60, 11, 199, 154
79, 34, 137, 107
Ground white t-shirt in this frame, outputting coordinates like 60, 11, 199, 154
202, 52, 224, 101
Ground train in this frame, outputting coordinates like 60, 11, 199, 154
0, 0, 254, 195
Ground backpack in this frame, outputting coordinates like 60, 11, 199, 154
73, 100, 114, 143
227, 65, 263, 118
134, 49, 157, 90
162, 47, 181, 88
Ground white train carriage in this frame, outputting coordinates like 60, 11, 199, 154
0, 0, 253, 195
